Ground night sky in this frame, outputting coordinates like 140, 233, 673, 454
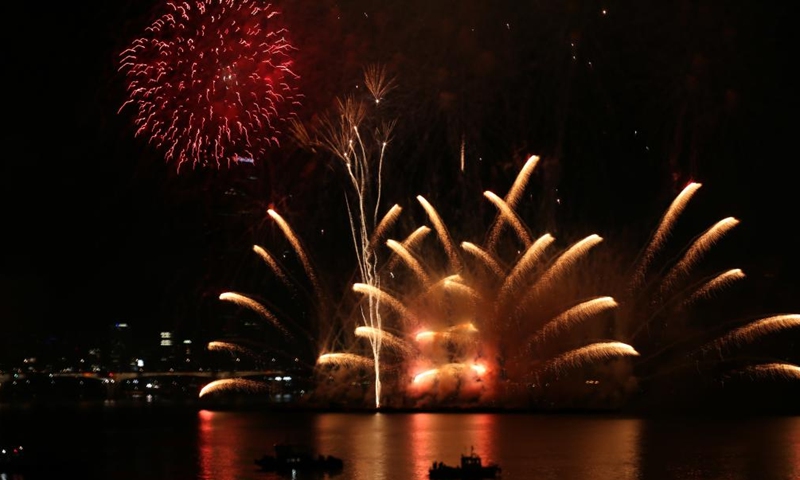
1, 0, 797, 366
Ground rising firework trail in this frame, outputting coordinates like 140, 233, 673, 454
289, 66, 398, 408
118, 0, 301, 170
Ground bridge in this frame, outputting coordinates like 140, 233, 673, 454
0, 370, 292, 390
1, 370, 290, 383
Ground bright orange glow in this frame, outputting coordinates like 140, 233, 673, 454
448, 322, 479, 333
471, 363, 487, 376
415, 331, 436, 342
413, 368, 439, 384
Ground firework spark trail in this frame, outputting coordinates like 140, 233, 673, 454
487, 155, 540, 251
413, 368, 440, 384
386, 226, 431, 271
417, 195, 463, 273
415, 325, 479, 345
363, 63, 396, 104
118, 0, 301, 170
252, 245, 293, 290
483, 191, 533, 247
448, 323, 480, 333
199, 378, 266, 398
461, 242, 505, 279
443, 277, 481, 304
544, 342, 640, 375
682, 268, 746, 308
412, 363, 476, 385
630, 182, 702, 292
737, 363, 800, 381
703, 314, 800, 352
352, 283, 416, 327
293, 71, 398, 408
369, 204, 402, 250
496, 234, 555, 309
267, 209, 324, 306
386, 239, 432, 286
317, 353, 375, 369
460, 135, 466, 172
219, 292, 291, 337
533, 297, 618, 342
659, 217, 740, 298
207, 341, 253, 356
526, 235, 603, 305
354, 326, 414, 355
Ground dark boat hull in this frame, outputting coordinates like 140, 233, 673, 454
429, 464, 500, 479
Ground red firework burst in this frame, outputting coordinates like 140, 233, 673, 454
118, 0, 301, 170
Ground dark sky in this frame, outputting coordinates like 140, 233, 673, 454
1, 1, 797, 361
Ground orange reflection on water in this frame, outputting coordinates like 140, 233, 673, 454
787, 417, 800, 478
570, 417, 641, 480
790, 417, 800, 480
411, 413, 499, 478
197, 409, 245, 480
410, 413, 435, 477
315, 413, 390, 480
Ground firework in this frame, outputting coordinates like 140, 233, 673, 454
630, 182, 702, 292
486, 155, 540, 251
416, 195, 464, 273
461, 242, 505, 279
385, 226, 432, 270
199, 378, 267, 398
352, 283, 416, 327
219, 292, 290, 338
533, 297, 618, 342
252, 245, 293, 290
211, 153, 799, 410
354, 327, 415, 356
386, 239, 432, 286
703, 315, 800, 353
317, 353, 375, 369
681, 268, 746, 308
543, 342, 640, 376
118, 0, 301, 170
483, 191, 533, 247
495, 233, 555, 308
658, 217, 740, 298
288, 66, 398, 408
267, 209, 324, 305
207, 341, 253, 356
736, 363, 800, 381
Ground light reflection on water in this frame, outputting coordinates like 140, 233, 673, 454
0, 405, 799, 480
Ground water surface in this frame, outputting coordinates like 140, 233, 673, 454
1, 403, 798, 480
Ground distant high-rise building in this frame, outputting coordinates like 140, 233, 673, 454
108, 323, 132, 371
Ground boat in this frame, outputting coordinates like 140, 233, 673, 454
255, 443, 343, 475
429, 447, 501, 479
